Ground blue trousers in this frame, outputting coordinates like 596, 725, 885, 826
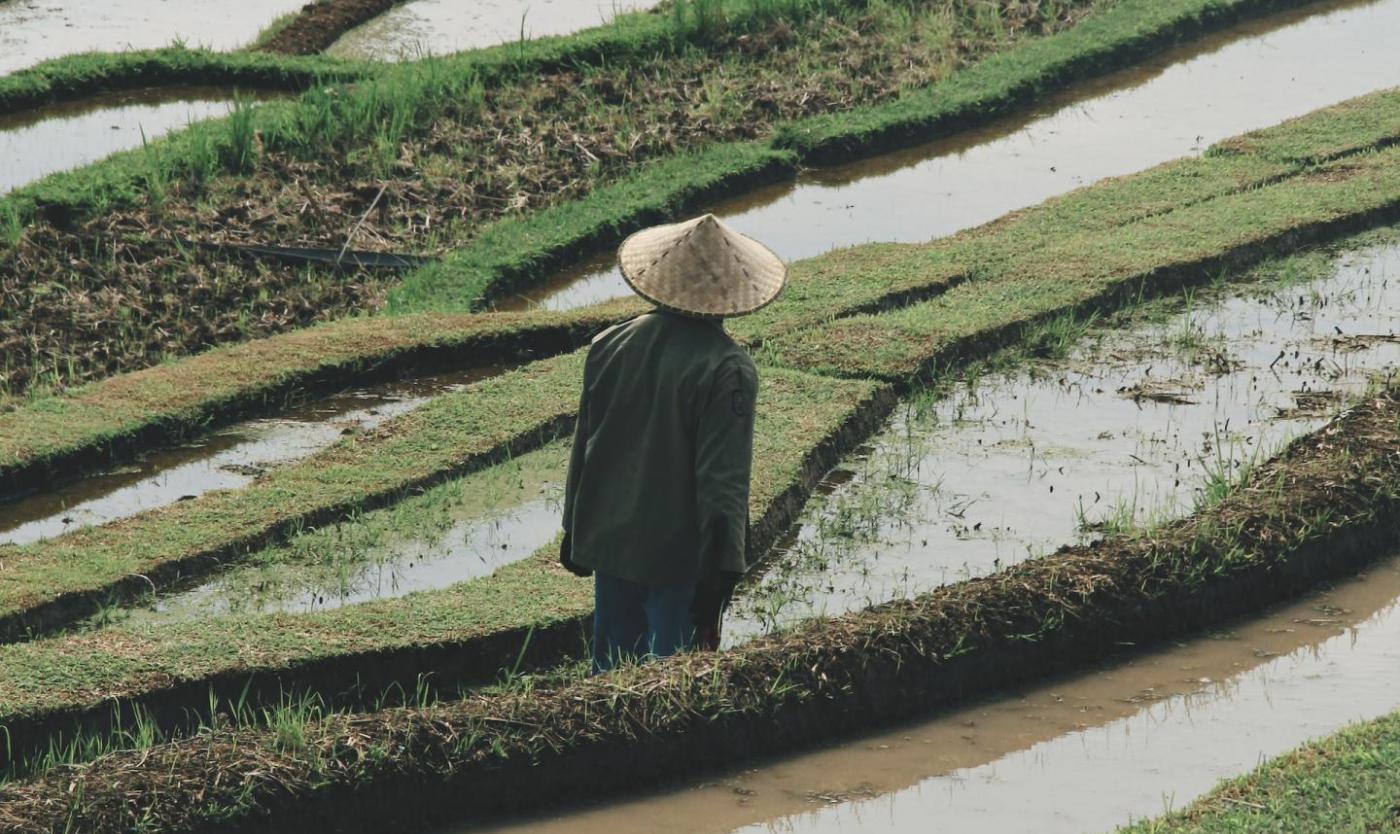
592, 572, 696, 674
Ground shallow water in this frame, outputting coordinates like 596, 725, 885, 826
146, 442, 568, 619
0, 367, 495, 546
725, 242, 1400, 641
327, 0, 660, 62
500, 0, 1400, 311
461, 551, 1400, 834
0, 0, 308, 76
0, 88, 260, 195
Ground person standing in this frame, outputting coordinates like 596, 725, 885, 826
559, 214, 787, 673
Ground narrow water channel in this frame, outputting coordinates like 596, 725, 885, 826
501, 0, 1400, 311
0, 88, 277, 195
459, 550, 1400, 834
0, 0, 309, 76
0, 367, 494, 545
327, 0, 660, 61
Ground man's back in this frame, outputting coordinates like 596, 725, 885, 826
563, 310, 758, 587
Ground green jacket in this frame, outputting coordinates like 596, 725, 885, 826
563, 310, 758, 587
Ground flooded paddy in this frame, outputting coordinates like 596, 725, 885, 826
0, 88, 276, 195
463, 550, 1400, 834
0, 367, 493, 546
726, 241, 1400, 641
0, 0, 310, 76
142, 442, 567, 619
327, 0, 659, 61
502, 0, 1400, 311
108, 240, 1400, 638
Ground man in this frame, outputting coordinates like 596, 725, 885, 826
559, 213, 787, 673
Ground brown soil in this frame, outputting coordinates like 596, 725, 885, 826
4, 384, 1398, 834
260, 0, 407, 56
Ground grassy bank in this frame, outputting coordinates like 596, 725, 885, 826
0, 304, 634, 501
1119, 711, 1400, 833
764, 144, 1400, 380
0, 47, 370, 116
3, 371, 1398, 832
6, 84, 1395, 499
0, 0, 1311, 398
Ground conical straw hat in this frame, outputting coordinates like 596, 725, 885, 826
618, 214, 786, 318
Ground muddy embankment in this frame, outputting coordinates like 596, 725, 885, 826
473, 550, 1400, 834
2, 373, 1398, 834
259, 0, 412, 56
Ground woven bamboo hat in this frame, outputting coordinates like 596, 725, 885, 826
618, 214, 786, 318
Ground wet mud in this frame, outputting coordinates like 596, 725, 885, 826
0, 367, 494, 546
500, 0, 1400, 311
0, 0, 310, 76
327, 0, 659, 61
463, 550, 1400, 834
0, 88, 265, 195
727, 241, 1400, 641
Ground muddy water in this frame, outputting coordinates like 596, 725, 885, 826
500, 0, 1400, 311
0, 0, 309, 76
327, 0, 660, 62
143, 442, 568, 619
0, 368, 494, 546
462, 551, 1400, 834
0, 88, 275, 195
725, 242, 1400, 641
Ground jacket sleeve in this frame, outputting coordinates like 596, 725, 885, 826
695, 353, 758, 577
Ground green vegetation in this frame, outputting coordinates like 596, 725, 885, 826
0, 367, 883, 745
4, 378, 1397, 832
5, 88, 1400, 641
0, 304, 631, 495
1119, 710, 1400, 833
1, 0, 1303, 397
0, 46, 370, 116
7, 84, 1397, 498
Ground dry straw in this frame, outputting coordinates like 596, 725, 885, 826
619, 214, 787, 317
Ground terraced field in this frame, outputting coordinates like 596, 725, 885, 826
3, 0, 1400, 832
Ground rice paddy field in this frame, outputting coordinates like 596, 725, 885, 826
2, 0, 1400, 831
